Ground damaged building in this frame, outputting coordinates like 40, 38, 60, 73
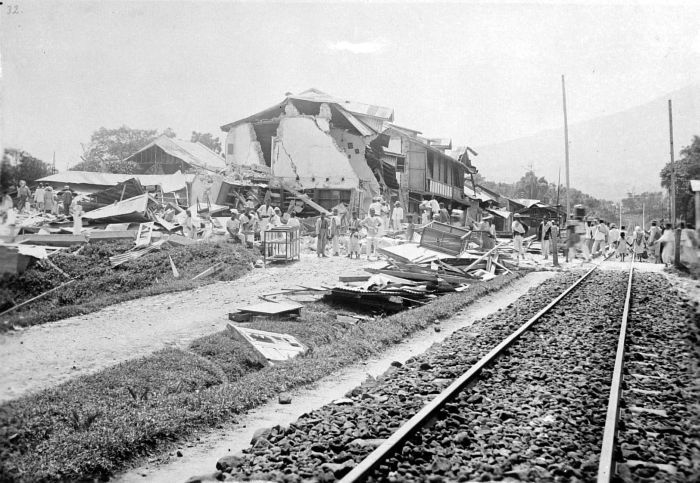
220, 88, 394, 213
220, 89, 468, 215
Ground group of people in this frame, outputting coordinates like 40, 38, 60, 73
2, 181, 74, 217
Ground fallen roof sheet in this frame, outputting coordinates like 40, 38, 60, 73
38, 170, 193, 192
486, 207, 512, 219
82, 194, 157, 223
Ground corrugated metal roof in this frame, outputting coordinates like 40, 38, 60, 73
295, 88, 394, 120
38, 170, 194, 191
125, 135, 227, 171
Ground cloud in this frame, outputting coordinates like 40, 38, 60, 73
327, 40, 387, 54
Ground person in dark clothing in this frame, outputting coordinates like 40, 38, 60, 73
61, 186, 73, 216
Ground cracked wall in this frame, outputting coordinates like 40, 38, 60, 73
271, 116, 359, 190
225, 123, 266, 167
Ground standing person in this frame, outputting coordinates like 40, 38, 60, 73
361, 209, 382, 260
482, 216, 495, 250
511, 214, 527, 265
617, 227, 629, 262
429, 195, 440, 219
34, 183, 45, 213
315, 212, 330, 257
632, 226, 647, 262
369, 197, 382, 219
438, 203, 450, 224
330, 208, 343, 256
390, 201, 404, 231
608, 224, 621, 257
16, 180, 31, 213
257, 200, 274, 233
72, 202, 83, 235
550, 221, 560, 266
591, 220, 606, 257
60, 186, 73, 216
405, 213, 415, 241
565, 223, 578, 262
540, 218, 553, 260
43, 186, 55, 215
347, 212, 361, 259
656, 224, 675, 266
680, 222, 699, 267
380, 200, 390, 233
647, 221, 662, 263
583, 220, 593, 255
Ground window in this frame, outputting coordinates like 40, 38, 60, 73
227, 143, 234, 155
347, 142, 353, 149
396, 158, 405, 173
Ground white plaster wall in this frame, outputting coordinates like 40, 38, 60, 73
329, 128, 380, 195
271, 117, 358, 190
225, 123, 265, 167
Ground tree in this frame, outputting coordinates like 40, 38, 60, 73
660, 135, 700, 224
514, 170, 551, 202
71, 126, 178, 174
1, 148, 50, 190
191, 131, 222, 154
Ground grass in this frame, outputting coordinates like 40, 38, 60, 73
0, 270, 525, 482
0, 241, 260, 332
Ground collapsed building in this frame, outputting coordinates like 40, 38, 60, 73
219, 88, 474, 215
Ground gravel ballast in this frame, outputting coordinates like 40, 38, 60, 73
190, 269, 697, 483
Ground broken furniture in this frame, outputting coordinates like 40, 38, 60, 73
262, 227, 300, 266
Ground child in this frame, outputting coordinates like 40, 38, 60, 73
617, 226, 628, 262
347, 212, 361, 259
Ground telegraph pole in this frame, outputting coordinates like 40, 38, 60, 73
562, 75, 571, 220
668, 100, 676, 224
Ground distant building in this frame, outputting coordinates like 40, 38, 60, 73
124, 135, 227, 174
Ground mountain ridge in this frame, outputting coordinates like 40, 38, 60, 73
473, 84, 699, 201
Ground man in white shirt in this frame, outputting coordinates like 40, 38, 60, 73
511, 214, 526, 264
592, 219, 608, 257
390, 201, 404, 231
607, 223, 620, 256
429, 196, 440, 217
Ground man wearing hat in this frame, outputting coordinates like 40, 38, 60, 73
482, 214, 495, 249
369, 196, 382, 219
390, 201, 404, 231
227, 210, 244, 244
512, 214, 527, 264
61, 185, 73, 216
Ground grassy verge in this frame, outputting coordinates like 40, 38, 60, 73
0, 270, 525, 481
0, 241, 260, 332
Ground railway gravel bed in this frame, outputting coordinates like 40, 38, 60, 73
614, 272, 698, 482
189, 270, 697, 483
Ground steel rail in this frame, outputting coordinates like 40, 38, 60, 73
597, 260, 635, 482
339, 258, 610, 483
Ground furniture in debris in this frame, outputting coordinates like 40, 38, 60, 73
262, 227, 300, 266
419, 222, 472, 255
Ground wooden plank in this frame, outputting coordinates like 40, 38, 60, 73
339, 275, 371, 282
238, 301, 303, 315
280, 184, 330, 214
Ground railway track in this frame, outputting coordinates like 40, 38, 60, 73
208, 261, 696, 483
341, 259, 629, 482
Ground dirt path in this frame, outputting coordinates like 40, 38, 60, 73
0, 254, 381, 403
115, 271, 557, 482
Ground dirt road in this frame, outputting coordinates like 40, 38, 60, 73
0, 254, 380, 403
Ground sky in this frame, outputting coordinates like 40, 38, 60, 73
2, 0, 699, 175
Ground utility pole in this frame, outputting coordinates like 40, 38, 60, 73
668, 99, 676, 224
562, 75, 571, 220
669, 99, 681, 267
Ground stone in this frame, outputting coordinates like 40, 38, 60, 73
332, 397, 354, 405
184, 471, 224, 483
176, 450, 183, 457
390, 361, 403, 367
419, 362, 432, 370
250, 427, 272, 445
216, 453, 245, 472
278, 392, 292, 404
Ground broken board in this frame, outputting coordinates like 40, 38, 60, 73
227, 324, 307, 362
237, 301, 303, 317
